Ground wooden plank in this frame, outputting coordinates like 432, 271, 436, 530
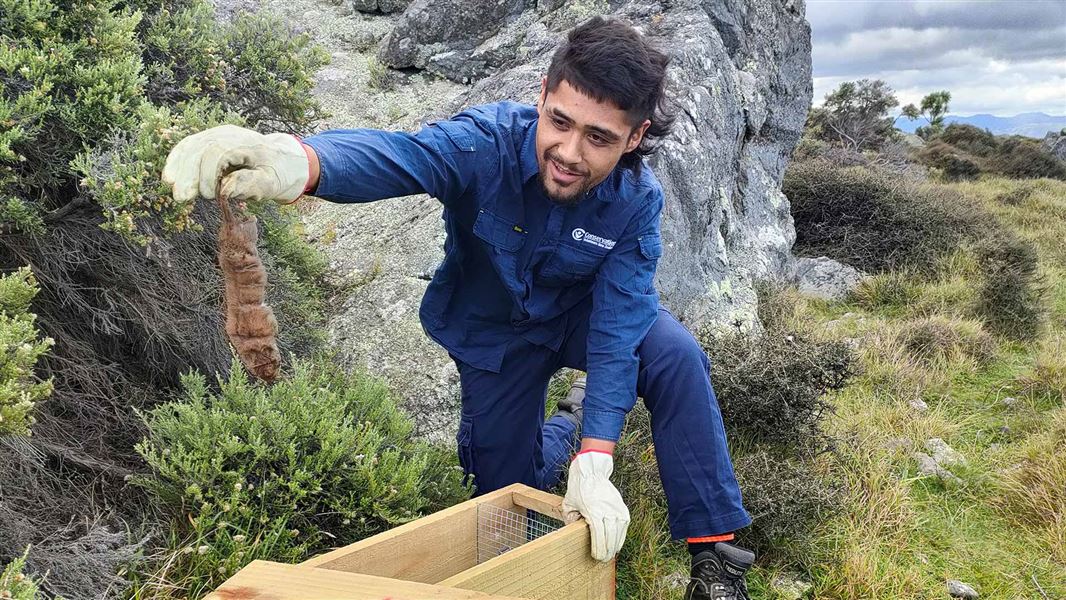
438, 522, 615, 600
302, 486, 518, 583
205, 561, 529, 600
509, 487, 564, 521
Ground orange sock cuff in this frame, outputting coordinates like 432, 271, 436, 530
687, 533, 735, 543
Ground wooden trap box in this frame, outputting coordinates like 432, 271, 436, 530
206, 483, 616, 600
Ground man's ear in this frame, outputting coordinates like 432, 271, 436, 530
536, 76, 548, 114
626, 119, 652, 153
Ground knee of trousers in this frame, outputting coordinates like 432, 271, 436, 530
639, 327, 711, 382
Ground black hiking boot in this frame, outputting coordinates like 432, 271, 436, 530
683, 542, 755, 600
553, 374, 585, 431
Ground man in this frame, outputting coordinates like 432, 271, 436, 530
163, 16, 755, 600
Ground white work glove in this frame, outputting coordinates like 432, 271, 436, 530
162, 124, 310, 205
562, 450, 630, 562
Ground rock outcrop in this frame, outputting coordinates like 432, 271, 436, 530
298, 0, 812, 435
429, 0, 813, 332
1042, 130, 1066, 162
351, 0, 411, 14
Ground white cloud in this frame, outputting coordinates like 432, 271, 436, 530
807, 0, 1066, 115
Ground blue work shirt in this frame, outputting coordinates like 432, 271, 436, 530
302, 101, 664, 442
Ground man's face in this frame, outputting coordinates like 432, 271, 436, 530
535, 76, 650, 205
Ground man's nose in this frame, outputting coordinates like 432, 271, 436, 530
556, 132, 582, 167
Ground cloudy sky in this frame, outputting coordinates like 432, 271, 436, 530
808, 0, 1066, 116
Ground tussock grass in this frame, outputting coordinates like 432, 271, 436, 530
613, 175, 1066, 598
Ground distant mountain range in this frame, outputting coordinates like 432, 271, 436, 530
894, 112, 1066, 138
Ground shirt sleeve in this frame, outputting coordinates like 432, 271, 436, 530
300, 114, 497, 207
581, 188, 664, 442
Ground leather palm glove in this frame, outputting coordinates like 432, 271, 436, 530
562, 450, 631, 562
162, 124, 311, 205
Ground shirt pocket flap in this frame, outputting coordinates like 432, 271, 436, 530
473, 209, 525, 252
638, 233, 663, 260
429, 119, 476, 153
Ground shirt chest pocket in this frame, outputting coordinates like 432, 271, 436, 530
537, 242, 608, 286
473, 209, 524, 253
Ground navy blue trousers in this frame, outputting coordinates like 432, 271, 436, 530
451, 303, 752, 539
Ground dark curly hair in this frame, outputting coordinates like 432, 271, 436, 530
545, 15, 675, 176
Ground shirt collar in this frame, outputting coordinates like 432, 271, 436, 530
520, 117, 541, 184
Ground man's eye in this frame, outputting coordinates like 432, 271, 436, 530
590, 135, 607, 145
552, 117, 568, 129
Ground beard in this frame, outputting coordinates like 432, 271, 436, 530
538, 156, 592, 206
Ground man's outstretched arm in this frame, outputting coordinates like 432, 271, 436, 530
162, 116, 496, 207
298, 118, 496, 206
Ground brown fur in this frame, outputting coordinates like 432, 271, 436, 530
217, 180, 281, 382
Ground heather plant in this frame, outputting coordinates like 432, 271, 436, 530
3, 0, 328, 241
0, 549, 52, 600
133, 356, 469, 597
0, 0, 332, 591
0, 267, 53, 437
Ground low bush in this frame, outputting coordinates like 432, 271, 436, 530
784, 159, 990, 274
915, 140, 981, 181
984, 137, 1066, 180
912, 124, 1066, 181
994, 183, 1035, 206
0, 267, 53, 437
973, 232, 1045, 341
0, 549, 49, 600
936, 123, 999, 157
705, 329, 856, 452
732, 450, 843, 554
132, 356, 469, 597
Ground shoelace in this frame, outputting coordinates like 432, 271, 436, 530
711, 582, 745, 599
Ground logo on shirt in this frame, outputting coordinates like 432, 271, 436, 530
572, 228, 616, 250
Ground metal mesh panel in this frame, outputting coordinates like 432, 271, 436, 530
476, 503, 563, 564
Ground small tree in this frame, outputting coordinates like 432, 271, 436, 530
806, 79, 900, 151
902, 90, 951, 140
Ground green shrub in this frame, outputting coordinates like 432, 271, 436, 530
912, 124, 1066, 181
984, 137, 1066, 180
133, 356, 469, 597
0, 267, 53, 437
915, 140, 981, 181
1, 0, 333, 592
973, 233, 1045, 340
936, 123, 999, 157
2, 0, 328, 241
0, 549, 52, 600
785, 159, 992, 274
732, 449, 843, 554
705, 328, 856, 452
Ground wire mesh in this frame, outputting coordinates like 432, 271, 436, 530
476, 503, 564, 564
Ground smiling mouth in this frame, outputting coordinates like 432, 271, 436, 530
548, 158, 585, 185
